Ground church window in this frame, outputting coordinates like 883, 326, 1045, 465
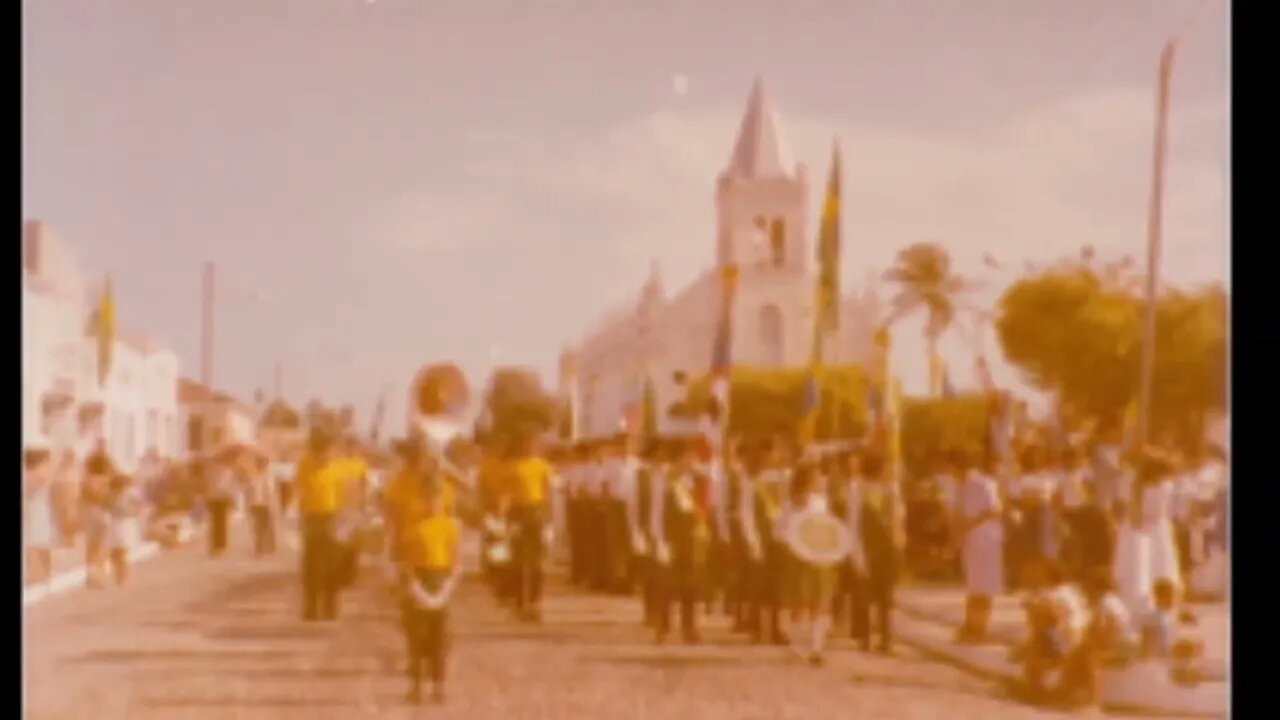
769, 218, 786, 267
759, 304, 785, 366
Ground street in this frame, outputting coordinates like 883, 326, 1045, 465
20, 530, 1135, 720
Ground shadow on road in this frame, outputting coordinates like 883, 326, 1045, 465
142, 695, 363, 709
67, 648, 299, 665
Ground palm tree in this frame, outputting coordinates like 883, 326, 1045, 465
882, 242, 976, 394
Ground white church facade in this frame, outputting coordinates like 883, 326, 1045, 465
563, 79, 883, 439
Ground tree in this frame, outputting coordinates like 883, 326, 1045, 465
412, 362, 470, 417
482, 367, 558, 451
996, 260, 1225, 442
677, 365, 871, 443
260, 399, 302, 429
883, 242, 975, 393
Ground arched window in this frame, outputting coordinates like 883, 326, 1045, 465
769, 218, 786, 268
759, 304, 785, 366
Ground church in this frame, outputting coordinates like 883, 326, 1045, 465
561, 78, 883, 439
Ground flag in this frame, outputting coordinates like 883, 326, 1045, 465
85, 275, 116, 386
797, 369, 821, 444
708, 263, 739, 444
815, 141, 842, 333
886, 378, 903, 469
640, 375, 658, 440
369, 387, 389, 442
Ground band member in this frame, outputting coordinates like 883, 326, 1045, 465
608, 435, 640, 595
827, 449, 859, 635
716, 441, 747, 631
848, 449, 904, 653
782, 462, 839, 665
740, 439, 789, 645
628, 439, 662, 626
650, 438, 712, 644
508, 436, 555, 621
564, 444, 586, 587
601, 437, 632, 593
296, 431, 341, 621
402, 478, 461, 705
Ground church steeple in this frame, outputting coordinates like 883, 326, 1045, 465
724, 77, 793, 180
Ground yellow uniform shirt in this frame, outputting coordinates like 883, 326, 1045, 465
512, 456, 552, 505
297, 456, 343, 515
406, 514, 460, 570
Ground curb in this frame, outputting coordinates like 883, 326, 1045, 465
894, 609, 1227, 718
23, 541, 160, 608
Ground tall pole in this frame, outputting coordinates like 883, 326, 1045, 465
200, 262, 215, 458
1135, 39, 1178, 451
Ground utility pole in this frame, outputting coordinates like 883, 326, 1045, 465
198, 262, 215, 460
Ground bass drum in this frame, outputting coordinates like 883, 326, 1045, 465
784, 508, 853, 568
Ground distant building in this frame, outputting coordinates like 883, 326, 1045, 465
22, 220, 181, 470
563, 79, 882, 439
177, 378, 258, 457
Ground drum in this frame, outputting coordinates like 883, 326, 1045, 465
784, 508, 853, 568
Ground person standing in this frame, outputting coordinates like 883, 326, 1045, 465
740, 440, 788, 645
401, 478, 461, 705
296, 432, 342, 621
628, 439, 663, 627
850, 450, 903, 654
650, 440, 712, 645
1138, 451, 1183, 606
247, 454, 277, 556
509, 437, 555, 622
23, 443, 57, 587
955, 448, 1005, 644
106, 473, 143, 585
82, 447, 116, 589
781, 463, 839, 665
206, 450, 239, 557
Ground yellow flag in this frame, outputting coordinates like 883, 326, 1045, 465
87, 275, 116, 386
887, 378, 903, 467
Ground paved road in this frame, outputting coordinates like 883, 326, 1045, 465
26, 531, 1144, 719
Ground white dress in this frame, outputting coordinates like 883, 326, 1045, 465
1113, 471, 1153, 615
1141, 479, 1182, 591
959, 471, 1004, 596
24, 479, 56, 550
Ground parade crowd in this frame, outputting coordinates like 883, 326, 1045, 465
24, 410, 1229, 710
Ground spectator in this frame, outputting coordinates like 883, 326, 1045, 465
106, 473, 143, 585
23, 443, 57, 586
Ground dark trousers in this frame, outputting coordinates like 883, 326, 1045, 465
208, 498, 232, 555
655, 557, 700, 640
853, 575, 894, 650
251, 505, 276, 556
301, 513, 339, 620
746, 542, 785, 642
278, 483, 294, 514
604, 499, 631, 593
405, 569, 450, 692
510, 504, 545, 614
837, 564, 871, 641
567, 498, 584, 585
633, 552, 660, 626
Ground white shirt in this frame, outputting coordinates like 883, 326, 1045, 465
1059, 469, 1087, 510
582, 461, 604, 497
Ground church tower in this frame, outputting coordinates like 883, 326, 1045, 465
715, 78, 810, 272
715, 78, 811, 368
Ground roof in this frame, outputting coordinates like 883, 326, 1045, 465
177, 377, 249, 411
724, 77, 793, 180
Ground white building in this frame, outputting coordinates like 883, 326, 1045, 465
565, 79, 881, 439
177, 378, 258, 457
22, 220, 182, 471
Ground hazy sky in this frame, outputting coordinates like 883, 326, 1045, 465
23, 0, 1228, 429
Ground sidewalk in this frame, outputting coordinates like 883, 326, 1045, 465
895, 585, 1228, 717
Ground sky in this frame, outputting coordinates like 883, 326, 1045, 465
22, 0, 1229, 430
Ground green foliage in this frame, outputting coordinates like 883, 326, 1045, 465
260, 399, 302, 429
675, 365, 871, 443
899, 394, 991, 480
884, 242, 974, 339
482, 366, 558, 451
996, 262, 1226, 440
